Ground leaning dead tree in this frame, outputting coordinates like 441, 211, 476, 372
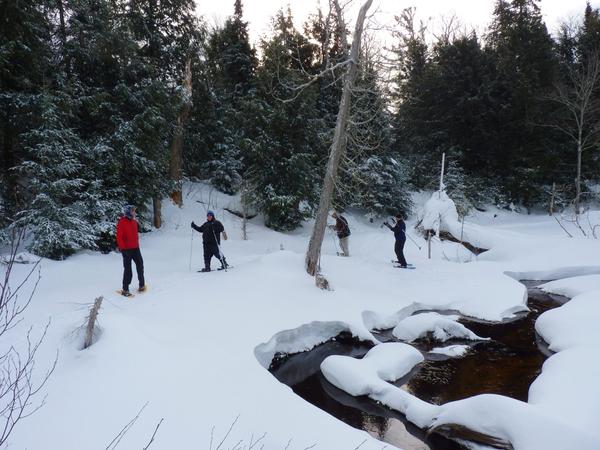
547, 50, 600, 216
305, 0, 374, 276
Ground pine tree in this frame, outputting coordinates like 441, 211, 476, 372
390, 8, 433, 190
16, 90, 97, 259
486, 0, 558, 204
245, 8, 323, 231
203, 0, 257, 194
339, 44, 412, 217
0, 0, 53, 224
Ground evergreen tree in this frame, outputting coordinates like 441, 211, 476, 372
0, 0, 53, 224
390, 8, 433, 189
340, 44, 412, 217
16, 90, 97, 259
486, 0, 558, 204
202, 0, 257, 194
246, 9, 323, 230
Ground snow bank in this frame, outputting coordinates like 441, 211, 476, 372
529, 345, 600, 434
392, 312, 488, 342
535, 289, 600, 353
428, 394, 600, 450
539, 275, 600, 298
254, 320, 377, 368
5, 183, 600, 450
321, 343, 423, 397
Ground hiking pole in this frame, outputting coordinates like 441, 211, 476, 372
212, 227, 228, 272
189, 228, 194, 271
406, 232, 422, 250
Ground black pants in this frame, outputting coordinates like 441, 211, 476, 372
394, 239, 407, 267
122, 248, 145, 291
203, 243, 226, 269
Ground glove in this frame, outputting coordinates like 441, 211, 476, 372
191, 221, 195, 228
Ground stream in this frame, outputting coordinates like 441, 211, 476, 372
269, 282, 568, 450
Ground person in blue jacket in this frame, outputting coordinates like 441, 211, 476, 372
383, 213, 408, 268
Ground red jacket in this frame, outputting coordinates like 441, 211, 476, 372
116, 216, 140, 250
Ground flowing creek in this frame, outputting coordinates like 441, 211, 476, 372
269, 282, 568, 450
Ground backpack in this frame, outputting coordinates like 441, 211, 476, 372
338, 216, 351, 238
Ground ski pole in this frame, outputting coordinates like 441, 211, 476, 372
406, 232, 422, 250
212, 227, 228, 271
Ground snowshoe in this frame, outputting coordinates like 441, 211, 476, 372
393, 264, 416, 270
116, 289, 134, 297
137, 285, 148, 293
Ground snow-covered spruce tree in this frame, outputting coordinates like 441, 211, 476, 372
350, 156, 413, 217
63, 0, 183, 233
245, 8, 324, 231
336, 38, 413, 218
203, 0, 257, 194
207, 137, 243, 194
0, 0, 53, 222
16, 91, 96, 259
127, 0, 202, 207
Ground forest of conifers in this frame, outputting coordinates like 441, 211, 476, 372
1, 0, 599, 259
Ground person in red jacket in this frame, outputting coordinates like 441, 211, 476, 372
116, 205, 145, 296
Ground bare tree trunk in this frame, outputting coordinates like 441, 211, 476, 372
83, 296, 103, 349
575, 142, 582, 215
428, 231, 432, 259
152, 197, 162, 229
549, 182, 556, 215
305, 0, 374, 276
169, 58, 193, 207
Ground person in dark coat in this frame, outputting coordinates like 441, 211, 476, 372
191, 210, 228, 271
329, 211, 351, 256
384, 213, 408, 268
116, 205, 146, 296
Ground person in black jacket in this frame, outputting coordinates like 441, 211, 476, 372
329, 211, 351, 256
191, 210, 228, 271
384, 213, 408, 267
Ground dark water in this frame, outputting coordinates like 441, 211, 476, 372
269, 283, 567, 450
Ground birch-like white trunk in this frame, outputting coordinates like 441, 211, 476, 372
305, 0, 374, 276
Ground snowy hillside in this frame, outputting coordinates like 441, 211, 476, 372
3, 184, 600, 450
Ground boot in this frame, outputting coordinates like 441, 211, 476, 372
200, 267, 211, 272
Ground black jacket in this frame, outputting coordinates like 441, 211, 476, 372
191, 220, 225, 245
384, 219, 406, 241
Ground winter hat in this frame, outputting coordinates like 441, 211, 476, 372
207, 210, 215, 217
124, 204, 135, 219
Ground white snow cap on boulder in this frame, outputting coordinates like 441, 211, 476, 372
321, 342, 423, 397
420, 190, 459, 233
392, 312, 488, 342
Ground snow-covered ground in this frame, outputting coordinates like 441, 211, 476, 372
3, 184, 600, 450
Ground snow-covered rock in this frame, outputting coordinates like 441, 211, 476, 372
429, 344, 470, 357
321, 343, 423, 397
392, 312, 488, 342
